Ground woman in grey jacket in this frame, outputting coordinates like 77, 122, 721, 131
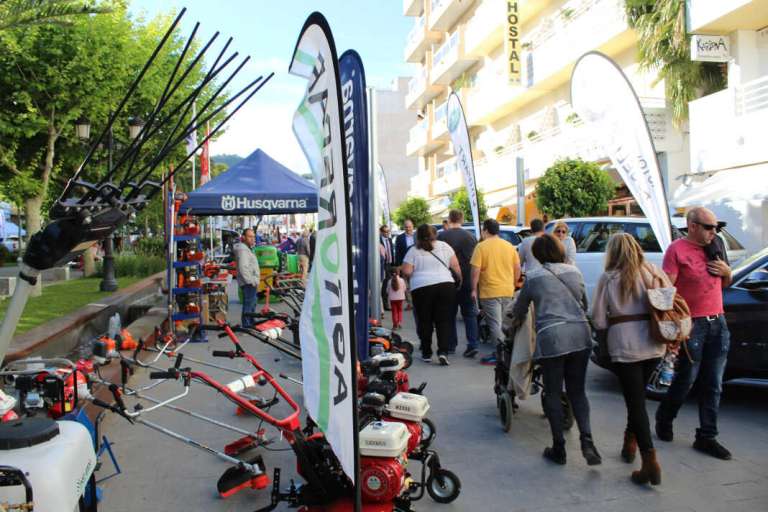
511, 234, 601, 466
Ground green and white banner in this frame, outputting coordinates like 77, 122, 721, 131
447, 92, 481, 236
290, 13, 358, 480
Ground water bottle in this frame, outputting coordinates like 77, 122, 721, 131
107, 313, 121, 339
659, 352, 676, 387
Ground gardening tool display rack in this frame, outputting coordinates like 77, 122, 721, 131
168, 193, 206, 342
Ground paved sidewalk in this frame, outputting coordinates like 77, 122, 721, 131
99, 289, 768, 511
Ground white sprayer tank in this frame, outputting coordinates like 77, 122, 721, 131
0, 418, 96, 511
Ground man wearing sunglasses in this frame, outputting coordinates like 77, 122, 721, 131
656, 207, 733, 460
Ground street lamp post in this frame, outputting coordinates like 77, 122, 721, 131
90, 114, 144, 292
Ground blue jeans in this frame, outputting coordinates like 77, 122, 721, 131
241, 284, 258, 328
656, 315, 730, 440
449, 287, 479, 351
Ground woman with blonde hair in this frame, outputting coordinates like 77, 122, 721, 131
551, 222, 576, 265
592, 233, 670, 486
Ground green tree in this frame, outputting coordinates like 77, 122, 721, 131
625, 0, 725, 126
448, 187, 488, 223
393, 196, 431, 228
0, 4, 227, 238
0, 0, 110, 31
536, 158, 615, 218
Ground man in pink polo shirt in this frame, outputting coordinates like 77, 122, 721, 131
656, 207, 733, 460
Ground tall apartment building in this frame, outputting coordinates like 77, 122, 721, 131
375, 77, 421, 212
674, 0, 768, 253
403, 0, 688, 224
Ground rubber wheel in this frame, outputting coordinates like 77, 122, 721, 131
499, 391, 514, 432
390, 332, 403, 345
398, 340, 414, 355
645, 378, 669, 401
420, 417, 436, 448
400, 350, 413, 370
426, 469, 461, 504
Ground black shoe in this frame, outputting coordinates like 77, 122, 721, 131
693, 438, 732, 460
438, 355, 450, 366
655, 420, 674, 442
543, 443, 566, 465
581, 434, 602, 466
463, 348, 478, 358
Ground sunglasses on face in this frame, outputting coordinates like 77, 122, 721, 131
554, 229, 567, 234
694, 221, 718, 231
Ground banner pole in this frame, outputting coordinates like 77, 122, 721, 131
516, 157, 525, 226
367, 86, 382, 323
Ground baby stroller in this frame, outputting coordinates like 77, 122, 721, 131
493, 323, 574, 432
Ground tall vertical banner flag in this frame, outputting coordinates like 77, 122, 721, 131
0, 210, 5, 240
570, 52, 672, 249
339, 49, 370, 361
376, 163, 392, 230
447, 92, 481, 236
289, 12, 359, 484
505, 1, 521, 84
200, 123, 210, 186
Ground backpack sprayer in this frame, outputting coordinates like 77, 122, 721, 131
0, 8, 272, 510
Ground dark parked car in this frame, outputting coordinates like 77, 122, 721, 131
592, 246, 768, 395
434, 223, 531, 246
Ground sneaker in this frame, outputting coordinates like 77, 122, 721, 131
438, 355, 449, 366
463, 348, 478, 358
480, 354, 497, 365
655, 419, 674, 442
421, 356, 432, 363
693, 438, 732, 460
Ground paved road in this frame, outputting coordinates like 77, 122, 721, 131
99, 286, 768, 511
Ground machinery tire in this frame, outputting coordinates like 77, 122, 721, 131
427, 469, 461, 504
390, 332, 403, 345
398, 340, 414, 355
400, 350, 413, 370
420, 417, 436, 448
499, 391, 514, 433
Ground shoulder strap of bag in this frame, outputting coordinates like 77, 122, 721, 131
427, 245, 450, 269
543, 265, 585, 313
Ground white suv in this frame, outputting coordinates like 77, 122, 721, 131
545, 216, 746, 301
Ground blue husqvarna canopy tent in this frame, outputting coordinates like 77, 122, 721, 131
180, 149, 317, 215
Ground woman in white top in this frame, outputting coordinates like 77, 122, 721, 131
552, 221, 577, 265
401, 224, 461, 365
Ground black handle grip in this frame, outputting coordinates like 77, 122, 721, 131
211, 350, 234, 358
217, 332, 229, 339
174, 353, 184, 369
149, 370, 176, 380
108, 384, 126, 411
200, 324, 225, 331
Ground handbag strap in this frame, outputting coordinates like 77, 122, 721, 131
542, 265, 586, 314
427, 246, 450, 270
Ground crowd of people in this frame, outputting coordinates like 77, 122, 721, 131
378, 206, 734, 485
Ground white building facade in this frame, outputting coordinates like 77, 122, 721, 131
403, 0, 688, 224
674, 0, 768, 254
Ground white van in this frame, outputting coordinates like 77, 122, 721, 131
545, 216, 746, 301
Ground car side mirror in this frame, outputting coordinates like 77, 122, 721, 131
742, 269, 768, 290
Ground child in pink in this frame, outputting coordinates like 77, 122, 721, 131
388, 268, 406, 329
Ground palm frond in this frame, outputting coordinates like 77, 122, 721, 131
0, 0, 113, 31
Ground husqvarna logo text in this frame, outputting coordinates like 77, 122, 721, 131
220, 195, 307, 211
221, 195, 236, 211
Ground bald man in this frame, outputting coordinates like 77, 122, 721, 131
656, 207, 733, 460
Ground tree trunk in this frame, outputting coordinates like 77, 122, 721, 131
83, 246, 96, 277
24, 196, 43, 243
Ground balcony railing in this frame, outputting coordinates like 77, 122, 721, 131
406, 69, 428, 109
465, 0, 504, 57
431, 25, 476, 85
429, 0, 475, 31
474, 120, 606, 191
690, 74, 768, 172
409, 172, 432, 198
523, 0, 630, 87
405, 13, 442, 63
